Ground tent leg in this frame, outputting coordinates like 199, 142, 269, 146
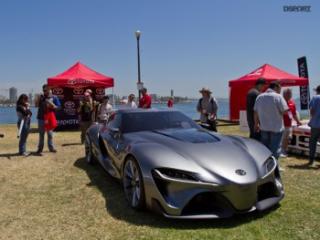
112, 87, 116, 109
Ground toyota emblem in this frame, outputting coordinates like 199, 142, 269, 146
235, 169, 246, 176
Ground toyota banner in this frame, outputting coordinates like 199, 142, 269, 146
52, 87, 105, 130
297, 56, 310, 110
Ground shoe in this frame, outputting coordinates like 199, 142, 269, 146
19, 152, 31, 156
308, 162, 316, 168
279, 153, 288, 158
49, 148, 57, 153
279, 167, 285, 172
34, 151, 43, 156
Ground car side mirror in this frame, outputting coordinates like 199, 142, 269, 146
110, 127, 121, 138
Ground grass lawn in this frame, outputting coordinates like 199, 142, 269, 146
0, 124, 319, 240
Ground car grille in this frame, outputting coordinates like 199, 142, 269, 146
181, 192, 234, 216
257, 182, 278, 201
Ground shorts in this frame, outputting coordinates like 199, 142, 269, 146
283, 127, 292, 140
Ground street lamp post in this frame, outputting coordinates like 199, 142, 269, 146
135, 30, 142, 100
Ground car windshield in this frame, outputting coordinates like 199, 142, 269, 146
121, 111, 200, 133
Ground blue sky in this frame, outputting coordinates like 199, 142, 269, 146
0, 0, 319, 98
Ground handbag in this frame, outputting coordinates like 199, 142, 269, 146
44, 111, 57, 131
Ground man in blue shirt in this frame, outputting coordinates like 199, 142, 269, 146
35, 84, 61, 155
308, 85, 320, 167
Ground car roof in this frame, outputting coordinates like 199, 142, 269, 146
115, 108, 179, 114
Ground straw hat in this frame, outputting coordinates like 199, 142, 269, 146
199, 87, 212, 94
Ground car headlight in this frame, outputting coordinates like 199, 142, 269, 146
153, 168, 200, 182
262, 156, 277, 178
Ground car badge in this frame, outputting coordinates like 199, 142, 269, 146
235, 169, 246, 176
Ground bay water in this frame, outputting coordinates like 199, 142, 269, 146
0, 101, 229, 124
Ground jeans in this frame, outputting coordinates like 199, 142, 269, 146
17, 118, 30, 154
260, 131, 283, 159
38, 119, 54, 152
309, 128, 320, 164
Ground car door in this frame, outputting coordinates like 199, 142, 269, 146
103, 113, 127, 174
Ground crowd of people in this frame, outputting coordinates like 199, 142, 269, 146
13, 81, 320, 166
14, 86, 156, 155
247, 78, 320, 168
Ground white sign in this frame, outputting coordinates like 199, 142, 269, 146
137, 82, 144, 90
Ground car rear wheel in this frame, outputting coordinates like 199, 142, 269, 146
85, 135, 95, 165
123, 157, 145, 210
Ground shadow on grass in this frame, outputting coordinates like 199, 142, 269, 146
0, 153, 20, 159
287, 163, 320, 170
62, 143, 82, 147
74, 157, 279, 229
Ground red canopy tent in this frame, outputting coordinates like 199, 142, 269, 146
228, 64, 308, 121
47, 61, 114, 88
46, 62, 114, 130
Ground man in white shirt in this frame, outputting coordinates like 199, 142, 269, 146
254, 81, 289, 159
97, 96, 113, 122
126, 94, 137, 109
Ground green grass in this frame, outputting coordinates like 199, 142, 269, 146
0, 124, 319, 240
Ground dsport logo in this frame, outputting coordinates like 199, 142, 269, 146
283, 5, 311, 13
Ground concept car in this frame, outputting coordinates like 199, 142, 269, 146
85, 109, 284, 218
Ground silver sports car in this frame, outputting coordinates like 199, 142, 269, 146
85, 109, 284, 219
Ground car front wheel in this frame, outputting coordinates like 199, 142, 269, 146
85, 135, 95, 165
123, 157, 145, 210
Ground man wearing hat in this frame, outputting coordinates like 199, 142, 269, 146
197, 87, 218, 132
308, 85, 320, 167
246, 78, 266, 140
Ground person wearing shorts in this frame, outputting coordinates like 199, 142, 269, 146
280, 88, 301, 157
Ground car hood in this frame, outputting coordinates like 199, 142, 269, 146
127, 128, 268, 184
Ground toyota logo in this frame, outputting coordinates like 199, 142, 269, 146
96, 88, 105, 95
64, 101, 75, 109
52, 88, 63, 95
73, 87, 84, 95
235, 169, 246, 176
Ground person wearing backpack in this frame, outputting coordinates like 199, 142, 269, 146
197, 87, 218, 132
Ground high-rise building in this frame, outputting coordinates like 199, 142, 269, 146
28, 93, 33, 106
9, 87, 17, 103
150, 94, 158, 102
170, 89, 174, 97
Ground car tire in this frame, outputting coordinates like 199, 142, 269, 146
85, 135, 95, 165
123, 157, 145, 210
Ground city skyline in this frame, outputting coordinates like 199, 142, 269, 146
0, 86, 202, 103
0, 1, 319, 98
